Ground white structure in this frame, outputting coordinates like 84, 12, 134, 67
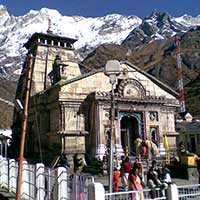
0, 129, 12, 157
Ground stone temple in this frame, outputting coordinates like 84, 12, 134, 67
10, 31, 180, 165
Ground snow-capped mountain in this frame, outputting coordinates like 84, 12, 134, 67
123, 11, 200, 48
0, 5, 141, 79
1, 5, 200, 80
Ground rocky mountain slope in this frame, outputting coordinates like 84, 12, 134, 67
1, 5, 200, 128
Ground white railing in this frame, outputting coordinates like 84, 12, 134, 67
0, 156, 94, 200
104, 184, 200, 200
104, 188, 167, 200
178, 184, 200, 199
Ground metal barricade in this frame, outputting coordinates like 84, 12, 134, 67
68, 174, 94, 200
178, 184, 200, 200
21, 162, 36, 199
105, 187, 167, 200
43, 168, 57, 200
43, 170, 94, 200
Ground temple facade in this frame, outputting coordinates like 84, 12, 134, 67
11, 32, 180, 165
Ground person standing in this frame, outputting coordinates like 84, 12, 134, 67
147, 160, 162, 198
73, 153, 82, 173
140, 141, 147, 158
128, 163, 144, 200
113, 167, 120, 192
134, 157, 144, 184
59, 153, 70, 170
120, 156, 133, 191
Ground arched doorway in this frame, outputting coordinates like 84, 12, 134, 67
120, 115, 139, 155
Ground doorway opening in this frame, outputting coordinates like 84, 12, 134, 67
120, 115, 139, 156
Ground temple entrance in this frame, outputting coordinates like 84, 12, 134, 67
120, 115, 140, 156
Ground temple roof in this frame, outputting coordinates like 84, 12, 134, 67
24, 32, 77, 49
38, 60, 179, 100
58, 60, 179, 98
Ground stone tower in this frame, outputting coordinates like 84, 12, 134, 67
10, 31, 80, 158
24, 32, 81, 95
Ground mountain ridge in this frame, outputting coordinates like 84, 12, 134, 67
1, 5, 200, 128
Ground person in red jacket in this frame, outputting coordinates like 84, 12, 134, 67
120, 156, 133, 191
113, 167, 120, 192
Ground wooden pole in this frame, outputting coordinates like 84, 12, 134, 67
16, 54, 34, 200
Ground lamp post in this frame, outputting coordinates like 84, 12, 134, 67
104, 60, 120, 194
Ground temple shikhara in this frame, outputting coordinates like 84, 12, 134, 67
11, 31, 180, 165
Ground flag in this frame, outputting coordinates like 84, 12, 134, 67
164, 135, 169, 151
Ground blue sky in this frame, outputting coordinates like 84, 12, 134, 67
1, 0, 200, 18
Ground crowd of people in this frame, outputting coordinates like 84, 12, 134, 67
55, 152, 87, 173
55, 151, 172, 199
113, 156, 172, 199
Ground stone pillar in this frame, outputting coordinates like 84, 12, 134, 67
8, 159, 17, 193
0, 156, 8, 188
167, 183, 178, 200
21, 161, 29, 199
115, 118, 124, 157
88, 182, 105, 200
35, 163, 45, 200
60, 104, 65, 132
57, 167, 68, 200
96, 103, 106, 159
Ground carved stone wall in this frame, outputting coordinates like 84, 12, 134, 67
31, 45, 81, 96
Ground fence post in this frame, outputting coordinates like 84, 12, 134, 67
88, 182, 105, 200
167, 183, 179, 200
57, 167, 68, 200
8, 159, 17, 193
21, 161, 30, 199
0, 156, 8, 189
29, 164, 35, 199
35, 163, 45, 200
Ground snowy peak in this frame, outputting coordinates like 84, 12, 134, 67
174, 14, 200, 27
140, 11, 187, 38
123, 11, 200, 48
0, 6, 142, 51
142, 12, 180, 38
0, 5, 10, 25
0, 6, 142, 79
0, 5, 9, 16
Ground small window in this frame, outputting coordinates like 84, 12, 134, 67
60, 41, 64, 47
39, 38, 45, 44
66, 42, 72, 48
54, 40, 58, 46
47, 39, 51, 45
